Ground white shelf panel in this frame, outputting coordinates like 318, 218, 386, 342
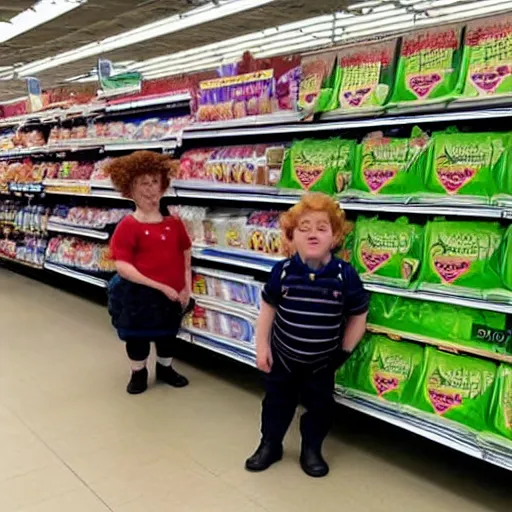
103, 139, 177, 152
191, 245, 512, 313
105, 93, 191, 113
193, 295, 258, 319
46, 222, 110, 241
182, 107, 512, 139
43, 262, 109, 288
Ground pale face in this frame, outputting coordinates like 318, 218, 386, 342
292, 210, 334, 264
131, 174, 164, 209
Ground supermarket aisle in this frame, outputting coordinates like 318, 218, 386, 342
0, 270, 510, 512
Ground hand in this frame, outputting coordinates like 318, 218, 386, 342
160, 285, 179, 302
179, 288, 191, 308
256, 344, 273, 373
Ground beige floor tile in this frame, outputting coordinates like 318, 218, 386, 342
16, 489, 109, 512
1, 271, 511, 512
0, 463, 83, 512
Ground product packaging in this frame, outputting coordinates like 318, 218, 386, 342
278, 138, 355, 194
351, 216, 423, 288
350, 127, 428, 198
489, 364, 512, 440
418, 220, 505, 299
368, 293, 512, 355
458, 15, 512, 99
409, 347, 496, 432
390, 26, 463, 105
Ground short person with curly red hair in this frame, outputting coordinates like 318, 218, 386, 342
107, 151, 192, 394
246, 193, 369, 478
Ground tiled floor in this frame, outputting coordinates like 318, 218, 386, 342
0, 269, 511, 512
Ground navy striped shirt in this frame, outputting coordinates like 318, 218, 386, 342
262, 255, 369, 366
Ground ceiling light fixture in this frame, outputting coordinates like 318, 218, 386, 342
0, 0, 86, 44
1, 0, 275, 79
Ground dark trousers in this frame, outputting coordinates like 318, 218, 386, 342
125, 337, 175, 361
261, 352, 336, 449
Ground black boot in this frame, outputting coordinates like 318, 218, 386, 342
156, 363, 189, 388
245, 441, 283, 472
300, 445, 329, 478
127, 368, 148, 395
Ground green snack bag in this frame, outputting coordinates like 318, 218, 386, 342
368, 293, 512, 355
489, 364, 512, 441
458, 16, 512, 99
352, 216, 423, 288
350, 128, 428, 198
278, 138, 355, 195
410, 347, 496, 432
423, 131, 505, 202
488, 225, 512, 302
332, 38, 397, 112
299, 52, 338, 115
390, 26, 463, 105
336, 333, 374, 390
493, 144, 512, 207
418, 220, 504, 299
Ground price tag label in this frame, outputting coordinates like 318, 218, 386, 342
503, 210, 512, 220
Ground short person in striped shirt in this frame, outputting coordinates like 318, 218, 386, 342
245, 193, 369, 478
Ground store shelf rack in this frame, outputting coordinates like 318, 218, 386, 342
43, 262, 109, 288
46, 222, 110, 241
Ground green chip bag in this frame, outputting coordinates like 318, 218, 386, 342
493, 144, 512, 207
352, 216, 423, 288
418, 220, 504, 298
390, 26, 463, 105
458, 16, 512, 99
336, 334, 424, 405
488, 225, 512, 302
332, 38, 397, 112
409, 347, 496, 431
422, 131, 505, 202
368, 293, 512, 355
278, 138, 355, 195
489, 364, 512, 441
350, 128, 428, 198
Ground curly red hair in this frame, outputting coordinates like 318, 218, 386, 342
280, 193, 347, 256
105, 151, 172, 198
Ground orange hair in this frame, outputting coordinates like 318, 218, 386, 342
105, 150, 172, 198
280, 193, 347, 256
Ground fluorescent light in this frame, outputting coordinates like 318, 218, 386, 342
0, 0, 85, 45
6, 0, 275, 79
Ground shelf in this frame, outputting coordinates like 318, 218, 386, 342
0, 254, 43, 269
105, 92, 191, 113
193, 295, 258, 319
364, 283, 512, 315
46, 222, 110, 241
191, 246, 512, 313
335, 389, 512, 472
103, 139, 177, 152
192, 245, 278, 272
172, 182, 510, 218
366, 323, 512, 364
43, 262, 109, 288
181, 106, 512, 139
178, 328, 256, 367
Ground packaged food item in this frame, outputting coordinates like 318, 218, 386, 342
196, 70, 275, 122
279, 138, 355, 194
423, 131, 506, 201
223, 216, 247, 249
418, 220, 505, 299
179, 148, 215, 180
390, 26, 463, 104
203, 215, 228, 246
409, 347, 496, 431
169, 206, 207, 243
246, 211, 279, 253
458, 15, 512, 99
369, 293, 512, 354
351, 128, 428, 197
336, 334, 424, 405
352, 216, 423, 288
489, 364, 512, 440
299, 52, 337, 114
335, 39, 397, 112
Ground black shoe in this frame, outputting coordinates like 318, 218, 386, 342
156, 363, 189, 388
245, 441, 283, 472
300, 446, 329, 478
127, 368, 148, 395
